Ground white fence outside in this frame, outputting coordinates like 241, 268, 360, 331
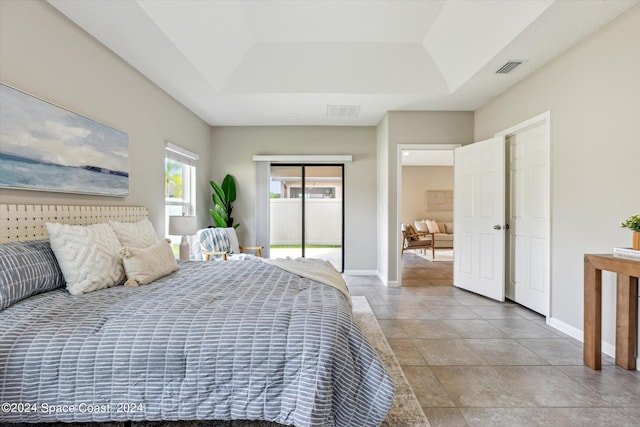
270, 199, 342, 245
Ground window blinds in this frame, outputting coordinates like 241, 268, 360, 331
165, 141, 199, 166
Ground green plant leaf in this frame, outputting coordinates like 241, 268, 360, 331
210, 180, 226, 204
212, 192, 225, 210
621, 214, 640, 232
210, 175, 239, 229
214, 204, 228, 221
209, 208, 226, 228
222, 174, 237, 203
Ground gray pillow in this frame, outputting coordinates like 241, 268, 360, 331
0, 239, 65, 310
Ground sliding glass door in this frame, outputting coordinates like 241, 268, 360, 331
269, 164, 344, 271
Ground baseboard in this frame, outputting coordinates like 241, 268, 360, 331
343, 270, 378, 276
548, 316, 617, 363
548, 317, 583, 342
375, 271, 400, 288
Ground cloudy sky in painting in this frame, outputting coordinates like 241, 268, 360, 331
0, 84, 128, 173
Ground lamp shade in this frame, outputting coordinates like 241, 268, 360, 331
169, 215, 197, 236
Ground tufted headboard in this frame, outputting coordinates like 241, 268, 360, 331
0, 204, 149, 243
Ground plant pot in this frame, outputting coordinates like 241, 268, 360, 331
634, 231, 640, 251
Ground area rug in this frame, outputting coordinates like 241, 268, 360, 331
415, 249, 453, 262
351, 296, 431, 427
23, 297, 429, 427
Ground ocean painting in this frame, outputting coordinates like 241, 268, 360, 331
0, 83, 129, 196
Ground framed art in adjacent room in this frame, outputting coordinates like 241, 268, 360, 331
0, 83, 129, 197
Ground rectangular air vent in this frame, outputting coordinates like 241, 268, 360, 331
496, 60, 527, 74
326, 105, 360, 118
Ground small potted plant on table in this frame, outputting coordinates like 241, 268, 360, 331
621, 214, 640, 250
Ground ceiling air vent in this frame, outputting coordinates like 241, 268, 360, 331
495, 60, 527, 74
326, 105, 360, 118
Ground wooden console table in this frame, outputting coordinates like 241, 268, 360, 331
584, 254, 639, 370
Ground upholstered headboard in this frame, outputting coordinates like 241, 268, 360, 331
0, 204, 149, 243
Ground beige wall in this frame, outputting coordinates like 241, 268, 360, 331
402, 166, 453, 225
210, 126, 377, 272
379, 111, 474, 285
475, 6, 640, 354
0, 0, 212, 233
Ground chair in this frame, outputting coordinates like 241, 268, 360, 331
191, 228, 263, 261
401, 224, 433, 257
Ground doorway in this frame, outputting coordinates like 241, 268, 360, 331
269, 164, 344, 271
397, 144, 461, 287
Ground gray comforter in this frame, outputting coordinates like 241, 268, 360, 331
0, 259, 394, 426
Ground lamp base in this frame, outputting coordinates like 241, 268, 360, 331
179, 235, 190, 261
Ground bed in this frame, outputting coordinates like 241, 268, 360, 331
0, 204, 394, 426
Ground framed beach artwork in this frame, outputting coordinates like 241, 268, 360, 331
0, 83, 129, 197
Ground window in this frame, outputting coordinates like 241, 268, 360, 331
165, 142, 198, 248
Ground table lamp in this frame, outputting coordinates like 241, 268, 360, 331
169, 214, 197, 261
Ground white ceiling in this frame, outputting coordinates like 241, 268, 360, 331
402, 150, 454, 166
48, 0, 638, 126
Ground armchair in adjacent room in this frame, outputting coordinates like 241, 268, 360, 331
401, 224, 433, 257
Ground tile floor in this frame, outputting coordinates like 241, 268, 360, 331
343, 252, 640, 427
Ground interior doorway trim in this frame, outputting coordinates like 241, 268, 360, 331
494, 111, 551, 139
396, 143, 461, 287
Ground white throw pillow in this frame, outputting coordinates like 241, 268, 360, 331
120, 240, 179, 287
414, 221, 428, 232
425, 220, 441, 234
46, 222, 126, 295
109, 219, 159, 248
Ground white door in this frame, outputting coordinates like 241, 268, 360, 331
454, 136, 506, 301
506, 123, 549, 315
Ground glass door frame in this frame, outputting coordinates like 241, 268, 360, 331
269, 163, 345, 272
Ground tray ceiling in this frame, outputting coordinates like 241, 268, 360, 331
48, 0, 638, 126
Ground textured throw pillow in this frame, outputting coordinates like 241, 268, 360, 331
425, 220, 441, 234
46, 222, 125, 296
120, 240, 179, 287
444, 222, 454, 234
109, 219, 159, 248
0, 240, 65, 310
405, 224, 420, 241
414, 221, 428, 232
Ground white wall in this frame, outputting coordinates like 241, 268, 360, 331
0, 0, 212, 233
376, 114, 390, 282
210, 126, 377, 273
402, 166, 453, 224
474, 5, 640, 357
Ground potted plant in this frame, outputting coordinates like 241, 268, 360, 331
210, 174, 239, 229
621, 214, 640, 250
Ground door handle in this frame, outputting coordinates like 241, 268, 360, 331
493, 224, 502, 230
